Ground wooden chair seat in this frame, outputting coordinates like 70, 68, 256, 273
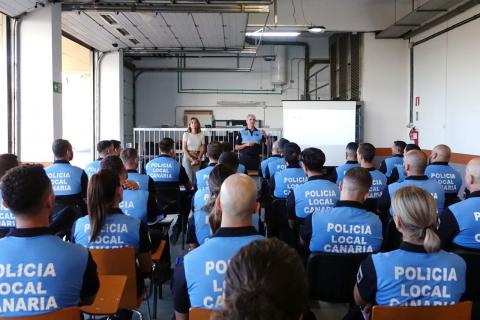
80, 275, 127, 315
189, 307, 221, 320
371, 301, 472, 320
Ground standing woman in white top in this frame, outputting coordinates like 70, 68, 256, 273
182, 117, 206, 183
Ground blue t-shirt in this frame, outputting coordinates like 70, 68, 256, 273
195, 165, 215, 190
449, 195, 480, 249
146, 155, 181, 183
84, 160, 101, 178
336, 161, 360, 185
425, 163, 463, 196
127, 172, 150, 191
44, 163, 83, 196
273, 167, 307, 199
0, 191, 15, 230
293, 177, 340, 218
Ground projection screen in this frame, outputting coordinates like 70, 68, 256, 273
282, 101, 361, 166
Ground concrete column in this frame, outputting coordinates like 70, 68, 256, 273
19, 3, 62, 162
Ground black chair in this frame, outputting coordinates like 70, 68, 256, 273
382, 217, 402, 252
307, 252, 368, 303
267, 198, 294, 245
452, 248, 480, 302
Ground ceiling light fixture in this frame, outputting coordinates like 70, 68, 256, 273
308, 26, 326, 33
245, 31, 301, 37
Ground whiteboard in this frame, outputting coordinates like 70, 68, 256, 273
282, 101, 359, 166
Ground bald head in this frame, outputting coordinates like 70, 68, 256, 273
466, 158, 480, 192
404, 150, 428, 176
272, 140, 281, 155
219, 174, 257, 226
431, 144, 452, 163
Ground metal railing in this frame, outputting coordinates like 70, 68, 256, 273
133, 127, 283, 172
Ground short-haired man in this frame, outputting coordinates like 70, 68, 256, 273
265, 138, 290, 180
301, 167, 382, 253
173, 174, 263, 318
270, 142, 307, 199
261, 138, 289, 179
234, 114, 270, 171
335, 142, 359, 185
44, 139, 88, 215
195, 141, 223, 190
121, 148, 155, 192
388, 143, 421, 184
0, 165, 99, 317
378, 150, 445, 217
84, 140, 113, 178
438, 157, 480, 250
287, 148, 339, 227
111, 139, 122, 156
357, 143, 387, 213
425, 144, 463, 206
0, 153, 19, 237
379, 140, 406, 179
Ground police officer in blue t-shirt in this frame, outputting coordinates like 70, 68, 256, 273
234, 114, 270, 171
378, 149, 445, 218
120, 148, 155, 192
379, 140, 406, 181
438, 158, 480, 250
270, 142, 307, 199
301, 167, 382, 254
388, 143, 421, 184
260, 139, 282, 178
287, 147, 339, 226
45, 139, 88, 216
195, 141, 222, 190
263, 138, 289, 179
174, 174, 263, 316
357, 143, 387, 213
0, 165, 99, 317
84, 140, 114, 178
0, 154, 19, 237
355, 186, 465, 310
336, 142, 360, 185
426, 144, 463, 206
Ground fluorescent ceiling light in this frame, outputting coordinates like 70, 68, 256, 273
308, 26, 326, 33
245, 31, 300, 37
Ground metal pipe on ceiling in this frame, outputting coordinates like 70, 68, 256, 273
61, 3, 270, 13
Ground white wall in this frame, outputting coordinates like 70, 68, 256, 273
99, 51, 124, 142
134, 41, 329, 128
0, 15, 8, 153
360, 33, 409, 147
411, 5, 480, 155
19, 3, 62, 162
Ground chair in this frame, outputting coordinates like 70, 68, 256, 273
452, 248, 480, 301
382, 217, 402, 252
307, 252, 368, 303
80, 275, 127, 316
371, 301, 472, 320
89, 247, 145, 318
151, 239, 169, 320
2, 307, 81, 320
189, 307, 221, 320
266, 198, 287, 239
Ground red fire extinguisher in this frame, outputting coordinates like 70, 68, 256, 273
409, 127, 419, 145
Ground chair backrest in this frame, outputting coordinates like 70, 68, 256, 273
80, 275, 127, 315
307, 252, 368, 303
89, 247, 138, 309
266, 198, 287, 238
452, 248, 480, 301
2, 307, 81, 320
382, 217, 402, 252
189, 307, 221, 320
371, 301, 472, 320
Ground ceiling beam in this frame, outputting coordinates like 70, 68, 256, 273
61, 3, 271, 13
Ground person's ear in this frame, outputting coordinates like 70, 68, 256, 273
362, 191, 369, 201
2, 199, 8, 209
339, 181, 344, 192
216, 195, 222, 211
253, 201, 260, 214
393, 215, 402, 232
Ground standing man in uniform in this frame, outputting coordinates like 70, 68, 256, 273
438, 157, 480, 250
425, 144, 463, 206
173, 174, 263, 318
0, 165, 99, 317
234, 114, 270, 171
84, 140, 113, 178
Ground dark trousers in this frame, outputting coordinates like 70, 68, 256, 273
239, 154, 261, 171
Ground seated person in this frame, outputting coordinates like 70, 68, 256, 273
173, 174, 263, 318
389, 143, 421, 184
146, 137, 192, 212
265, 138, 290, 180
426, 144, 463, 206
186, 164, 235, 249
438, 158, 480, 250
354, 186, 465, 314
111, 139, 122, 156
379, 140, 406, 180
72, 169, 152, 293
378, 150, 445, 217
195, 141, 222, 190
0, 153, 19, 237
102, 155, 158, 223
218, 151, 240, 173
287, 147, 339, 226
84, 140, 113, 178
357, 143, 387, 213
301, 167, 382, 253
224, 238, 307, 320
0, 165, 99, 317
259, 139, 284, 178
270, 142, 307, 199
44, 139, 88, 216
121, 148, 155, 192
336, 142, 359, 185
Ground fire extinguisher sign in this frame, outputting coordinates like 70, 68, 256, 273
415, 96, 420, 106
